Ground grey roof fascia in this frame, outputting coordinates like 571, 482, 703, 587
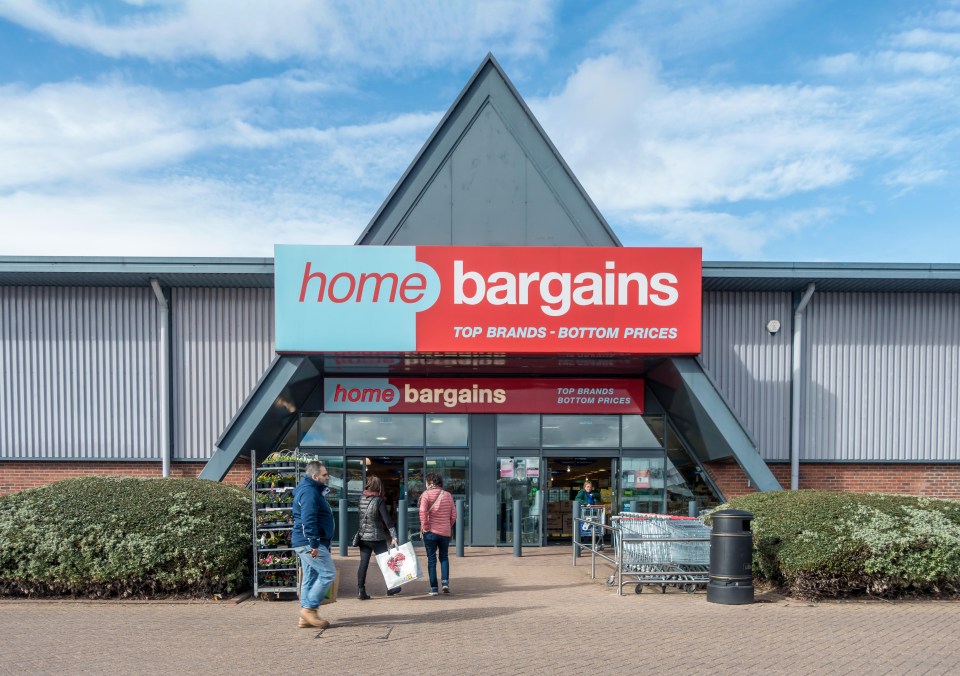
0, 256, 274, 288
704, 261, 960, 278
703, 261, 960, 293
4, 255, 959, 292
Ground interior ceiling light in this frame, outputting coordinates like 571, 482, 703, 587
375, 436, 387, 441
429, 418, 444, 424
357, 418, 372, 424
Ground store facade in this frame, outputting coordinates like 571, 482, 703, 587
231, 239, 736, 546
2, 56, 959, 533
201, 55, 779, 547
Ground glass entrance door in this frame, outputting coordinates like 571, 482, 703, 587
346, 455, 414, 542
542, 455, 617, 543
496, 456, 542, 546
403, 457, 424, 542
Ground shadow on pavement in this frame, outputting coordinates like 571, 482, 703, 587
333, 604, 543, 626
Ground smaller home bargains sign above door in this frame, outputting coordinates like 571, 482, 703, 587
275, 245, 701, 354
324, 378, 644, 414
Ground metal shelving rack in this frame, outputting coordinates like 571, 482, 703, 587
251, 452, 302, 597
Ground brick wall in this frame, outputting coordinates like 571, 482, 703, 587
705, 459, 960, 500
0, 460, 250, 496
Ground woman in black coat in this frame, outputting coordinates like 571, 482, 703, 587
356, 475, 401, 599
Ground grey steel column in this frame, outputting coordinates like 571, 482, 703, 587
398, 499, 408, 545
455, 499, 464, 557
513, 499, 522, 557
572, 501, 580, 559
338, 498, 347, 556
689, 500, 699, 517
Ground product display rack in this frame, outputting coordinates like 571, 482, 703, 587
252, 452, 303, 597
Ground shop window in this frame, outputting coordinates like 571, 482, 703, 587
622, 415, 664, 448
541, 415, 619, 448
665, 424, 722, 515
300, 413, 343, 447
425, 415, 468, 447
496, 414, 540, 447
345, 414, 424, 447
275, 416, 300, 452
620, 455, 666, 514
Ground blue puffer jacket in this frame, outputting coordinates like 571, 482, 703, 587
291, 476, 334, 549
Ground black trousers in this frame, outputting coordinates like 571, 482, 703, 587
357, 539, 389, 587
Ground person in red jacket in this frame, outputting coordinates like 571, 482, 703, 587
418, 472, 457, 595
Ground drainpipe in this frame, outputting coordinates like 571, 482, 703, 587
791, 282, 816, 490
150, 279, 171, 478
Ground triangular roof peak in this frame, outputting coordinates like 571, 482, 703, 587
355, 53, 621, 246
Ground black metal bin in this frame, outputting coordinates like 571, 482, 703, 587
706, 509, 754, 605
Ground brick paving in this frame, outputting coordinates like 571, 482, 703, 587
2, 547, 959, 675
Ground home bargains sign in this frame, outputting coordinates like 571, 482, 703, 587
275, 245, 701, 354
324, 378, 644, 414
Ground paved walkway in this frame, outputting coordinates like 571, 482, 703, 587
1, 547, 959, 675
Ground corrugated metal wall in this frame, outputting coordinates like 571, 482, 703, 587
4, 286, 957, 464
803, 292, 960, 461
0, 286, 161, 459
701, 292, 792, 460
172, 288, 275, 460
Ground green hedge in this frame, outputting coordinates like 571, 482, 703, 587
0, 477, 252, 598
715, 490, 960, 599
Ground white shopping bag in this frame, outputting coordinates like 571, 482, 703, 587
375, 541, 423, 590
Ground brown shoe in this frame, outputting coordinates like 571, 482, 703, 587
298, 607, 331, 629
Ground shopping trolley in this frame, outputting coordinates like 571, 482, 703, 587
608, 512, 710, 595
578, 504, 606, 551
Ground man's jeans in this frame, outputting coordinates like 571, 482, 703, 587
294, 545, 336, 609
423, 531, 450, 591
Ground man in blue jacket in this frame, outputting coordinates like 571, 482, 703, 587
292, 461, 336, 629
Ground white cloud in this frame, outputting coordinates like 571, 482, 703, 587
0, 81, 201, 188
532, 55, 871, 214
0, 75, 441, 255
0, 77, 439, 191
0, 0, 555, 66
620, 207, 837, 260
817, 50, 960, 75
0, 179, 365, 256
596, 0, 798, 60
894, 28, 960, 51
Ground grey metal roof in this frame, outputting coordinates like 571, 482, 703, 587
0, 256, 274, 288
702, 261, 960, 293
2, 256, 959, 293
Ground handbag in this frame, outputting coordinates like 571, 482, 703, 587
351, 498, 377, 547
375, 541, 423, 589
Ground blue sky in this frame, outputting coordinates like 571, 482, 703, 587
1, 0, 958, 262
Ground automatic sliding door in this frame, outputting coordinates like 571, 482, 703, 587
426, 455, 469, 543
496, 456, 542, 546
403, 457, 424, 543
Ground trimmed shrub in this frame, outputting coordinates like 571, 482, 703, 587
712, 490, 960, 599
0, 476, 252, 598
